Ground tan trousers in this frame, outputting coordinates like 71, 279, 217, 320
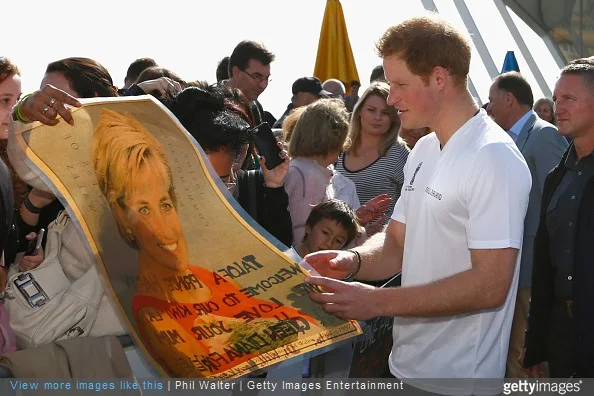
506, 287, 531, 378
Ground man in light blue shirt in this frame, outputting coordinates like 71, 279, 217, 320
488, 71, 568, 378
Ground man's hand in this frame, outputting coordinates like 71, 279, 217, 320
303, 250, 358, 279
520, 348, 549, 378
137, 77, 182, 98
260, 139, 289, 188
306, 277, 381, 320
356, 194, 392, 226
364, 214, 387, 237
19, 85, 81, 126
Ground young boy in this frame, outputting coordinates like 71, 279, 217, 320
294, 200, 361, 259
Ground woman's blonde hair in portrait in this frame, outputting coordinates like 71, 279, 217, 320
288, 98, 350, 158
347, 82, 403, 156
91, 108, 177, 248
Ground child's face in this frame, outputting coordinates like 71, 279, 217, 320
305, 219, 350, 252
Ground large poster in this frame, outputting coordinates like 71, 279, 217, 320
12, 96, 361, 378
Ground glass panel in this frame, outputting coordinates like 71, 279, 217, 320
433, 0, 494, 103
508, 6, 562, 97
465, 0, 545, 99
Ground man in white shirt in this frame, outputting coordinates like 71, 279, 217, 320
305, 16, 532, 395
487, 72, 568, 378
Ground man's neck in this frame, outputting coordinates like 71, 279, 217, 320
506, 105, 532, 131
574, 133, 594, 159
430, 90, 479, 148
227, 77, 239, 90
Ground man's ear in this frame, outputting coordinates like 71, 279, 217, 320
504, 91, 515, 106
432, 66, 449, 90
231, 66, 241, 79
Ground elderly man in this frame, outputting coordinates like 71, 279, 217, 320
322, 78, 346, 99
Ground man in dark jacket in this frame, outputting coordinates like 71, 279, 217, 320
523, 57, 594, 378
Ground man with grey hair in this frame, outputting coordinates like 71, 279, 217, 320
523, 57, 594, 378
322, 78, 346, 99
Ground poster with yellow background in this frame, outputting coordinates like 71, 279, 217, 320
12, 96, 361, 378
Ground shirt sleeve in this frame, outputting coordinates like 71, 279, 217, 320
464, 143, 532, 249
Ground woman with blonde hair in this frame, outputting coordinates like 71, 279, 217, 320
92, 108, 316, 377
335, 82, 409, 224
533, 97, 555, 125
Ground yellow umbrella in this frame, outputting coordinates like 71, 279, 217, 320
314, 0, 360, 94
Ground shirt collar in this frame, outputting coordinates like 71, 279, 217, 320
509, 110, 535, 137
564, 143, 594, 169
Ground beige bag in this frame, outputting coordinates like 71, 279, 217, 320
4, 211, 125, 349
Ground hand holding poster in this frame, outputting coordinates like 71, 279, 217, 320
11, 96, 361, 378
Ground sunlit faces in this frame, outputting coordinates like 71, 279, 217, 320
383, 55, 437, 129
553, 74, 594, 139
234, 59, 271, 102
359, 94, 392, 136
304, 218, 349, 253
119, 163, 189, 272
40, 72, 79, 97
0, 73, 22, 138
534, 102, 554, 123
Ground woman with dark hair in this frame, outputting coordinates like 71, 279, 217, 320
43, 57, 118, 98
168, 85, 293, 246
9, 57, 118, 251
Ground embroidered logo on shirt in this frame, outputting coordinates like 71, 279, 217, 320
425, 186, 442, 200
405, 162, 423, 192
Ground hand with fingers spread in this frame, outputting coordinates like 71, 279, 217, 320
137, 77, 183, 98
260, 138, 289, 188
356, 194, 392, 226
303, 249, 359, 280
364, 214, 387, 237
16, 84, 81, 126
306, 276, 381, 320
18, 232, 45, 272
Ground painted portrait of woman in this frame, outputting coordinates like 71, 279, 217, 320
91, 108, 318, 378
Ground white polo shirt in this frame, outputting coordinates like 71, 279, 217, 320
389, 110, 531, 395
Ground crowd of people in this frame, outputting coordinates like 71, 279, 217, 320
0, 12, 592, 395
